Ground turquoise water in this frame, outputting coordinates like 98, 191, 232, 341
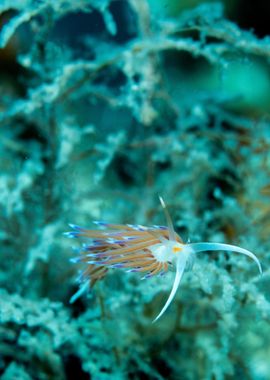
0, 1, 270, 379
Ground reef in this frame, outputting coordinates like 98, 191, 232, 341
0, 1, 270, 379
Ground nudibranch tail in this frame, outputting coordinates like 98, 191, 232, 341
70, 280, 90, 304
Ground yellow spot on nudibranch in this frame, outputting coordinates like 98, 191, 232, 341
172, 246, 182, 254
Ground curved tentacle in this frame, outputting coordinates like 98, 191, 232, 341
153, 253, 188, 323
189, 242, 262, 274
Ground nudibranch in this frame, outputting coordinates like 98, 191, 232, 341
64, 197, 262, 322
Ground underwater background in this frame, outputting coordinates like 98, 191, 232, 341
1, 0, 270, 379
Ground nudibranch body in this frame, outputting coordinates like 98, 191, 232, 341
65, 197, 262, 322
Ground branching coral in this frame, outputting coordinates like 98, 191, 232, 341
0, 0, 270, 379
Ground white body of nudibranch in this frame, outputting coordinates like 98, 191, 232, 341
150, 241, 193, 263
65, 196, 262, 323
150, 239, 195, 322
150, 197, 262, 322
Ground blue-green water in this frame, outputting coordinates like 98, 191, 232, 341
0, 1, 270, 379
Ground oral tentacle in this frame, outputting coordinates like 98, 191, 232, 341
189, 242, 262, 274
153, 253, 188, 323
